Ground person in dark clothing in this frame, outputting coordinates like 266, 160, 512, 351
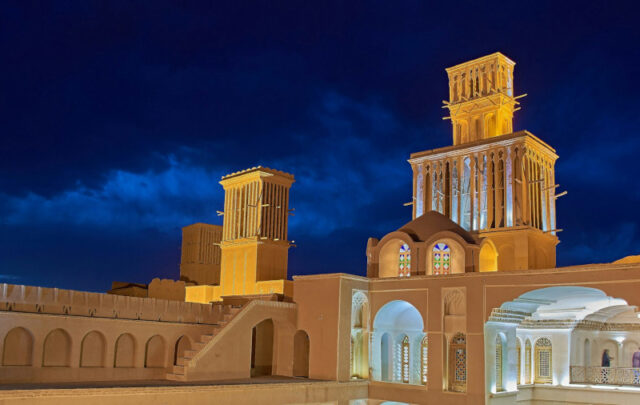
602, 349, 614, 367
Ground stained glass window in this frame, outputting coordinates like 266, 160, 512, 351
432, 243, 451, 275
399, 244, 411, 277
401, 336, 410, 383
421, 336, 428, 385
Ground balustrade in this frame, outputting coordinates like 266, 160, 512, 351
570, 366, 640, 386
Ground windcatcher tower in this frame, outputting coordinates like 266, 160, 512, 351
179, 223, 222, 285
409, 52, 559, 271
185, 166, 295, 303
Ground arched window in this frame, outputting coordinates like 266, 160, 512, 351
401, 335, 410, 383
495, 335, 503, 392
525, 340, 532, 384
432, 243, 451, 275
421, 335, 428, 385
584, 339, 591, 366
449, 333, 466, 392
399, 244, 411, 277
516, 339, 522, 385
535, 338, 552, 384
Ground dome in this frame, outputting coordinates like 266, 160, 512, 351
398, 211, 477, 245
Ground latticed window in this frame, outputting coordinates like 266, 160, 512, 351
449, 333, 467, 392
399, 244, 411, 277
401, 336, 410, 383
525, 340, 532, 384
516, 339, 522, 385
495, 335, 503, 392
535, 337, 552, 384
432, 243, 451, 275
421, 336, 428, 385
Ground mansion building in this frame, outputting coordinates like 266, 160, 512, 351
1, 53, 640, 405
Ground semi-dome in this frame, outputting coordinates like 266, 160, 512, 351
398, 211, 478, 245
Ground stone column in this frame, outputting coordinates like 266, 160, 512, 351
520, 148, 529, 226
477, 154, 484, 229
494, 152, 503, 228
470, 156, 476, 230
486, 151, 494, 228
510, 146, 517, 227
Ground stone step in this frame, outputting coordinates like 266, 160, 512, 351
192, 342, 206, 351
166, 373, 187, 382
176, 356, 189, 366
199, 334, 214, 343
184, 349, 198, 358
172, 365, 185, 374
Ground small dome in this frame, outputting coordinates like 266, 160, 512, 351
398, 211, 477, 244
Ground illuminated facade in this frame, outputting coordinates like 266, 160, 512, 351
185, 167, 294, 303
0, 52, 639, 405
410, 53, 558, 271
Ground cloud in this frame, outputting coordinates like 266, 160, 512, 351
2, 92, 416, 243
3, 156, 226, 233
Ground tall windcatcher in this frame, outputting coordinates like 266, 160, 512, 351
410, 52, 559, 271
218, 166, 295, 297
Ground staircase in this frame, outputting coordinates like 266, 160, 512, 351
166, 305, 243, 381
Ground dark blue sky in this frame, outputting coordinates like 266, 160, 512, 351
1, 1, 639, 292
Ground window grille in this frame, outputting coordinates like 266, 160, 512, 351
535, 337, 552, 384
449, 333, 467, 392
421, 335, 428, 385
401, 336, 410, 383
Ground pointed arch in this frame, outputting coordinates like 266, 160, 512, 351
479, 239, 498, 272
251, 319, 274, 377
43, 329, 71, 367
2, 327, 33, 366
114, 333, 136, 368
144, 335, 166, 368
174, 335, 192, 365
420, 335, 428, 385
401, 335, 410, 383
381, 332, 391, 382
444, 289, 466, 316
80, 331, 106, 367
448, 332, 467, 392
534, 337, 552, 384
584, 338, 591, 367
293, 330, 310, 378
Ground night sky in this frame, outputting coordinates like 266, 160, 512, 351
1, 2, 639, 292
